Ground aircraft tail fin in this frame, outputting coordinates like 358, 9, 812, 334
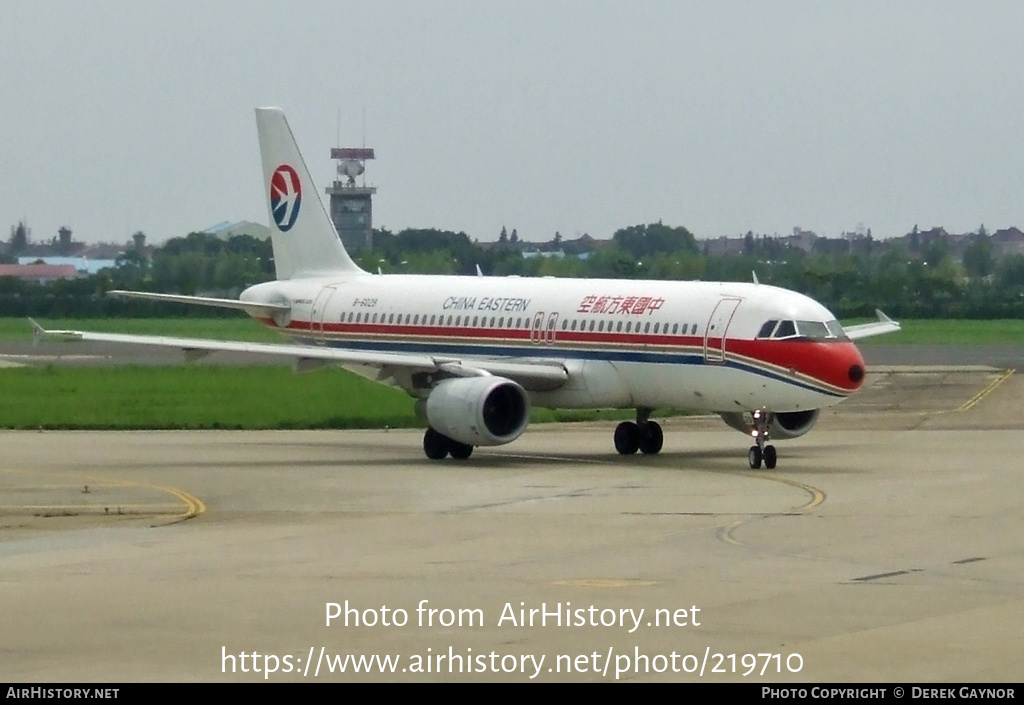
255, 107, 365, 280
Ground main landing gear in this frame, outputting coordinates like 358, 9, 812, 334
747, 409, 777, 470
423, 427, 473, 460
613, 408, 664, 456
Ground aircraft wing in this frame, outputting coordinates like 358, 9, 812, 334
28, 320, 569, 389
843, 310, 901, 340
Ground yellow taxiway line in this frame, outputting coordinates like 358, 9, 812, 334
957, 368, 1014, 412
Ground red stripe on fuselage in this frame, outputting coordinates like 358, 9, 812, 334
258, 319, 865, 393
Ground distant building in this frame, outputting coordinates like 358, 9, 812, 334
990, 227, 1024, 257
203, 220, 271, 241
521, 249, 566, 260
325, 147, 376, 254
0, 263, 78, 283
702, 236, 745, 256
17, 256, 117, 275
780, 228, 819, 253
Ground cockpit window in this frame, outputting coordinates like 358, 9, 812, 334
756, 320, 778, 339
795, 320, 830, 340
770, 319, 849, 341
773, 320, 797, 338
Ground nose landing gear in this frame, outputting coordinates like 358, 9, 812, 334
748, 410, 777, 469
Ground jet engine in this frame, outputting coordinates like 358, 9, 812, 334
424, 377, 531, 447
719, 409, 820, 440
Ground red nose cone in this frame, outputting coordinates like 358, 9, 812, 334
836, 342, 866, 391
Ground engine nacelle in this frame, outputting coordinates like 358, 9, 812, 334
424, 377, 531, 447
719, 409, 820, 440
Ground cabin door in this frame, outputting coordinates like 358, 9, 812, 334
310, 286, 339, 344
703, 297, 741, 363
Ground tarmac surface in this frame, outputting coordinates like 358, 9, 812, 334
0, 350, 1022, 682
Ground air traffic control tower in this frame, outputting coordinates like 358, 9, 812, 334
326, 146, 376, 254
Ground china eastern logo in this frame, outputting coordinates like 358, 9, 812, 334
269, 165, 302, 232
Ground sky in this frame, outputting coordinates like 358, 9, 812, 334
2, 1, 1023, 246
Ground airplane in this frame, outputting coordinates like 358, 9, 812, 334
33, 107, 900, 469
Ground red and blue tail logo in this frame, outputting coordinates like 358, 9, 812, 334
269, 165, 302, 232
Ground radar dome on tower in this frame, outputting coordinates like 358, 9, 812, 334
327, 145, 376, 253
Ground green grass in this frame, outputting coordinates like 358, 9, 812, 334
0, 366, 412, 430
850, 319, 1024, 345
0, 365, 648, 430
0, 317, 283, 343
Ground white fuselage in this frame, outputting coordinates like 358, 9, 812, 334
241, 273, 865, 415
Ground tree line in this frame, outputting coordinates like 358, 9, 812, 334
3, 224, 1024, 319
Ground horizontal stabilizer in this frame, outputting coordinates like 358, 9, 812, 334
107, 290, 290, 319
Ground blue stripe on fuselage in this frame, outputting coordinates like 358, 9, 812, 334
285, 333, 847, 399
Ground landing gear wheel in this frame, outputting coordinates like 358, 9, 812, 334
614, 421, 640, 455
763, 445, 777, 470
748, 445, 763, 470
449, 441, 474, 460
638, 421, 663, 455
423, 428, 450, 460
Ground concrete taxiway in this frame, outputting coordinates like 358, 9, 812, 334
0, 365, 1021, 682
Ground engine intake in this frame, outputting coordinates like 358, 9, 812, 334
424, 377, 531, 446
719, 409, 820, 440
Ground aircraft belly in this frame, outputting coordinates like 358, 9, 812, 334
531, 359, 632, 409
613, 361, 837, 413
